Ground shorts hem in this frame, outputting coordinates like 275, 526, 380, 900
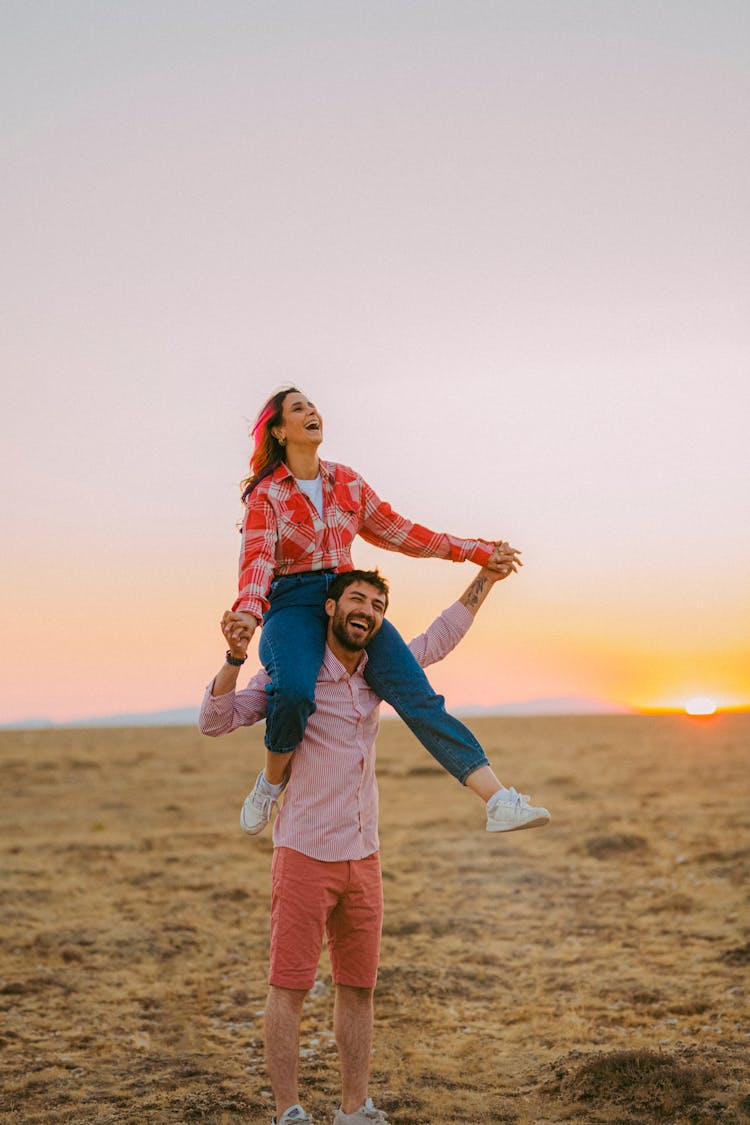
269, 974, 315, 991
332, 973, 378, 990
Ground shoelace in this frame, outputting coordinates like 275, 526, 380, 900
241, 788, 275, 830
504, 785, 531, 808
249, 789, 275, 814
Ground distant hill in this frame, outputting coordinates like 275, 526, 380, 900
457, 697, 632, 717
0, 707, 201, 730
1, 697, 630, 730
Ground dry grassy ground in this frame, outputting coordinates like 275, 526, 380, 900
1, 715, 748, 1124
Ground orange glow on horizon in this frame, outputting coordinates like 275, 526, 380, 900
2, 548, 749, 726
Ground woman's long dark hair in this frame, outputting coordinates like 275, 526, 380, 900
241, 386, 300, 500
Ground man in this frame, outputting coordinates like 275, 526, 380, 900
199, 565, 549, 1125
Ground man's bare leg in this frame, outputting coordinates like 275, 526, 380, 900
265, 985, 308, 1119
334, 984, 374, 1114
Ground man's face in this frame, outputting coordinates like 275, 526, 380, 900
326, 581, 387, 652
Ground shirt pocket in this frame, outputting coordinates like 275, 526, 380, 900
275, 497, 317, 562
329, 483, 361, 544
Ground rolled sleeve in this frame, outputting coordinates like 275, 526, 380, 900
198, 670, 270, 735
407, 601, 474, 668
462, 539, 495, 566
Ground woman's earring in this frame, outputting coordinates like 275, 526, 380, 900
278, 436, 286, 447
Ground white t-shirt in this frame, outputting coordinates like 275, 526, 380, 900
296, 473, 324, 519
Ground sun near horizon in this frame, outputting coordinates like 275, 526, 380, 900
634, 691, 750, 718
684, 695, 718, 717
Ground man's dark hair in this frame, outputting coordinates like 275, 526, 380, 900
328, 569, 390, 610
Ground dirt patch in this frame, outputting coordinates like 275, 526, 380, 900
1, 714, 748, 1124
584, 832, 650, 858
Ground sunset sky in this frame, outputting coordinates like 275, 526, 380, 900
3, 1, 748, 725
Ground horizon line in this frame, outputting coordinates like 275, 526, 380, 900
2, 698, 749, 731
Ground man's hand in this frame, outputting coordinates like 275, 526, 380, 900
485, 541, 523, 579
460, 549, 522, 616
221, 610, 257, 661
209, 611, 258, 698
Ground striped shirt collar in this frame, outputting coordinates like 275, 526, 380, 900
320, 643, 370, 682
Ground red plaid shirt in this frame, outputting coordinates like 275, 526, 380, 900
233, 460, 495, 620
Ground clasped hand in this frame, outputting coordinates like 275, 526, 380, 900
220, 610, 258, 659
485, 541, 523, 580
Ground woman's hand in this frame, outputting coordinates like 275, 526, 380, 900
221, 610, 259, 659
486, 541, 523, 580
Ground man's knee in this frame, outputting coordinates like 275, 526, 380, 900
335, 984, 374, 1003
267, 985, 308, 1012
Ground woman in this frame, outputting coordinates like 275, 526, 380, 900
223, 386, 549, 835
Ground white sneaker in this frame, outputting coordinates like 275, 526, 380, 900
486, 786, 550, 832
240, 773, 281, 835
333, 1098, 390, 1123
273, 1104, 314, 1124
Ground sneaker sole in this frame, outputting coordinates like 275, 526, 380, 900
486, 813, 551, 833
240, 811, 269, 835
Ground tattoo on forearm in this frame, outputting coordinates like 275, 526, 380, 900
464, 575, 487, 608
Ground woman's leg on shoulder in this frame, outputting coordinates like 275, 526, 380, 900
259, 586, 328, 757
364, 619, 551, 831
363, 618, 491, 785
240, 574, 331, 834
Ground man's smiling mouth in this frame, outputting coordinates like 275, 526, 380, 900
348, 616, 372, 635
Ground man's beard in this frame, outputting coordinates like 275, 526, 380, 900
330, 607, 376, 652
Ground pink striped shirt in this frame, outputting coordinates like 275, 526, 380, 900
199, 601, 474, 861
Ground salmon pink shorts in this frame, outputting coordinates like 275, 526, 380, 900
270, 847, 383, 990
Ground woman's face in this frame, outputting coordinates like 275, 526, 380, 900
275, 392, 323, 449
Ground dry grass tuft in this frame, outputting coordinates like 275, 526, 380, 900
542, 1045, 750, 1124
719, 942, 750, 965
551, 1048, 709, 1118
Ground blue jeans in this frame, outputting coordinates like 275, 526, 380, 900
259, 572, 489, 784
